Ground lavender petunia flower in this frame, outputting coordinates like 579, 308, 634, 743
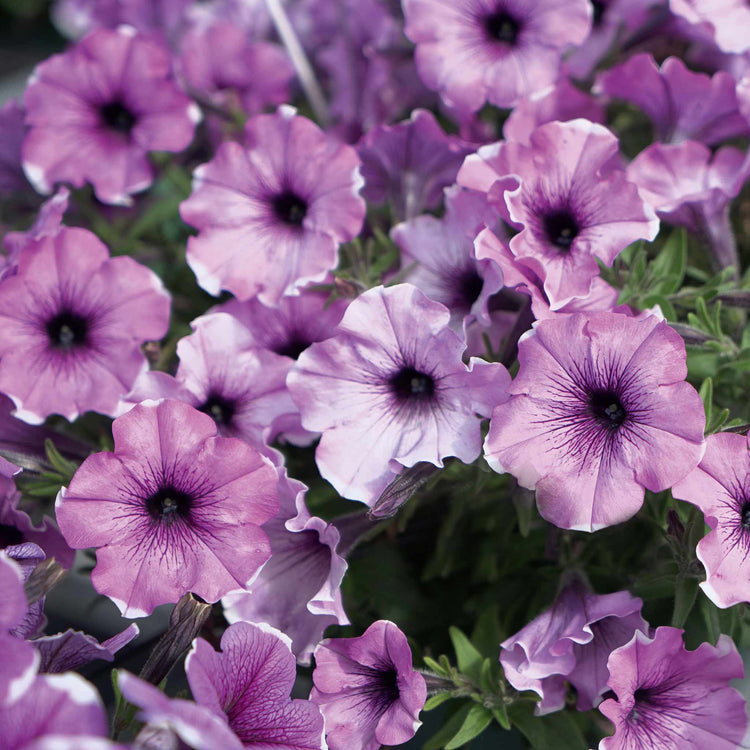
627, 140, 748, 273
223, 468, 348, 664
4, 542, 46, 642
596, 53, 750, 146
357, 109, 473, 221
0, 226, 171, 424
55, 399, 279, 617
23, 27, 200, 206
459, 119, 659, 309
118, 670, 244, 750
0, 553, 39, 704
484, 311, 706, 531
186, 621, 326, 749
178, 22, 294, 116
671, 432, 750, 608
0, 672, 109, 746
310, 619, 427, 750
598, 626, 749, 749
669, 0, 750, 54
120, 312, 299, 451
391, 186, 504, 333
287, 284, 511, 505
502, 79, 606, 145
403, 0, 591, 112
500, 581, 648, 714
181, 106, 365, 306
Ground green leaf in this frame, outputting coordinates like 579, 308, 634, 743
444, 704, 494, 750
699, 378, 713, 426
424, 656, 450, 678
491, 704, 511, 731
671, 575, 699, 628
424, 693, 454, 711
507, 704, 587, 750
423, 704, 472, 750
449, 627, 483, 683
649, 228, 687, 295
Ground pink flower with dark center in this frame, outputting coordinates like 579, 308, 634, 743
55, 399, 279, 617
403, 0, 592, 111
0, 226, 170, 424
186, 621, 326, 749
484, 311, 706, 531
23, 27, 200, 206
672, 432, 750, 608
599, 627, 749, 749
287, 284, 511, 505
459, 119, 659, 309
180, 106, 365, 305
311, 620, 427, 750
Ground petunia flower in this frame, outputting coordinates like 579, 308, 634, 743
223, 468, 348, 664
671, 431, 750, 608
287, 284, 511, 505
484, 311, 706, 531
669, 0, 750, 54
357, 109, 473, 221
458, 119, 659, 309
500, 580, 648, 714
391, 185, 504, 333
55, 399, 279, 618
0, 672, 110, 747
180, 105, 366, 306
403, 0, 591, 112
23, 26, 200, 206
0, 226, 171, 424
595, 53, 750, 146
117, 670, 244, 750
310, 619, 427, 750
598, 626, 749, 749
186, 621, 326, 749
119, 312, 299, 451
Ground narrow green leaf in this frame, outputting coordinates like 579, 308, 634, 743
424, 693, 454, 711
699, 378, 713, 426
491, 704, 511, 731
649, 228, 687, 295
423, 656, 449, 678
449, 627, 483, 683
444, 704, 493, 750
423, 703, 472, 750
671, 574, 699, 628
507, 704, 587, 750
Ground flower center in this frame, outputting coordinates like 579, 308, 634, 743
543, 210, 580, 250
274, 334, 310, 360
46, 311, 88, 350
588, 390, 627, 429
146, 486, 193, 522
272, 190, 308, 227
373, 667, 400, 705
389, 367, 435, 402
458, 269, 484, 309
484, 11, 520, 44
741, 502, 750, 530
198, 394, 235, 426
99, 100, 136, 135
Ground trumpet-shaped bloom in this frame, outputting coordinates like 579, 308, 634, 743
484, 311, 706, 531
403, 0, 591, 111
599, 627, 749, 749
222, 469, 348, 664
186, 621, 326, 749
500, 581, 648, 714
310, 620, 426, 750
596, 54, 749, 146
55, 399, 279, 617
180, 106, 365, 306
23, 27, 199, 206
672, 432, 750, 608
458, 119, 659, 309
0, 226, 170, 424
288, 284, 511, 505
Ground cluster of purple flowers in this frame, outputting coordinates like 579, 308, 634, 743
1, 0, 750, 748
